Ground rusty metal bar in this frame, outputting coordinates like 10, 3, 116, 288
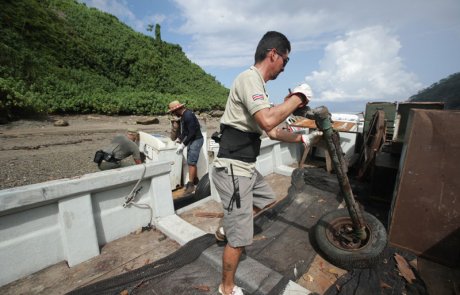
309, 106, 367, 240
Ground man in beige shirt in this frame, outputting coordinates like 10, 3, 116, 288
212, 31, 322, 295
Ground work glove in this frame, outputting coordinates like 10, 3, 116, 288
288, 83, 313, 107
301, 130, 323, 146
176, 143, 185, 154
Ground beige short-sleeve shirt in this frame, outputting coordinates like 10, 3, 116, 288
220, 66, 271, 134
214, 66, 271, 176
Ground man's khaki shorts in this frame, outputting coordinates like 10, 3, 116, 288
212, 166, 276, 247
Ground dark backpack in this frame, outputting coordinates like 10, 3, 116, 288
93, 150, 105, 164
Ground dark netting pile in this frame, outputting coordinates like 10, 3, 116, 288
323, 247, 428, 295
68, 167, 428, 295
68, 233, 221, 295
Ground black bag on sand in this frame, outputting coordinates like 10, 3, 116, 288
93, 150, 105, 164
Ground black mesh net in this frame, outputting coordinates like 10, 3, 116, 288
68, 234, 218, 295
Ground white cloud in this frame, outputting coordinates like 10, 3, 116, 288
83, 0, 134, 21
172, 0, 346, 67
305, 26, 423, 102
81, 0, 147, 31
170, 0, 460, 70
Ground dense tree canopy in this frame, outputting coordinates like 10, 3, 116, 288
409, 72, 460, 110
0, 0, 229, 121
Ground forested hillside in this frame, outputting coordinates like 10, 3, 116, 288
409, 72, 460, 109
0, 0, 229, 122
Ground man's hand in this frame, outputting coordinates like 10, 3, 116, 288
288, 83, 313, 107
176, 143, 185, 154
301, 130, 323, 146
293, 105, 311, 117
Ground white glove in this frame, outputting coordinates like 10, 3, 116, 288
290, 83, 313, 105
176, 143, 185, 154
301, 130, 323, 146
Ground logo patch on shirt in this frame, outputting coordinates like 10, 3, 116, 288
252, 94, 264, 101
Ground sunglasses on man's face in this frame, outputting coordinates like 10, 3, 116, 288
267, 48, 289, 67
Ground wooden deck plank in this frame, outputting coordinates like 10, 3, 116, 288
0, 229, 180, 294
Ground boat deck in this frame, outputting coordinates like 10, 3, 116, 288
1, 173, 310, 294
1, 171, 458, 295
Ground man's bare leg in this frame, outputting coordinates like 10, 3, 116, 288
221, 244, 244, 294
188, 164, 197, 184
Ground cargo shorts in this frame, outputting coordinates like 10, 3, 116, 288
212, 166, 276, 247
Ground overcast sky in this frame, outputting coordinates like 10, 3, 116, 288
80, 0, 460, 113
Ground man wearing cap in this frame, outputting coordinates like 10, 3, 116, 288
96, 128, 143, 170
168, 100, 204, 195
211, 31, 322, 295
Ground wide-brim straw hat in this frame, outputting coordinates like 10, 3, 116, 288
168, 100, 185, 113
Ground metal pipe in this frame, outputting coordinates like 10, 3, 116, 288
309, 106, 367, 240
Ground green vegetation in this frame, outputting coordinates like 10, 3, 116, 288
0, 0, 229, 122
409, 72, 460, 110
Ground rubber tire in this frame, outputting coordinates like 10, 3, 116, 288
194, 173, 210, 201
314, 208, 387, 269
